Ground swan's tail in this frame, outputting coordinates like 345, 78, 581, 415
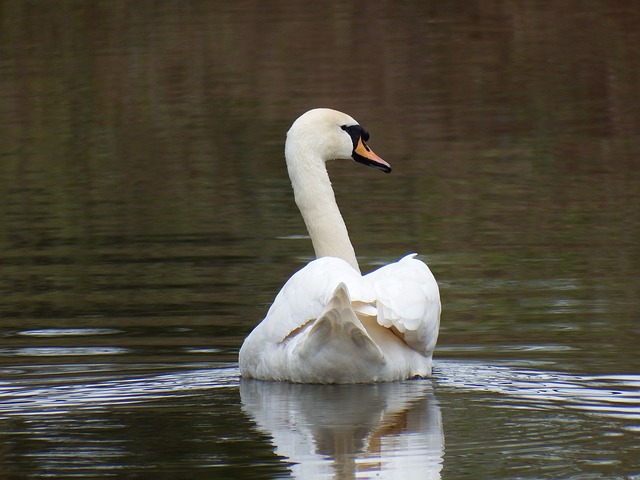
292, 283, 384, 383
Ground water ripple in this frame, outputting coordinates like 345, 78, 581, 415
435, 361, 640, 427
17, 328, 122, 337
0, 365, 238, 417
0, 347, 129, 357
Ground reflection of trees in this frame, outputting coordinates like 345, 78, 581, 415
1, 1, 638, 357
3, 1, 638, 164
241, 379, 444, 479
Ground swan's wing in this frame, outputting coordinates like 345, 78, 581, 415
293, 282, 383, 363
365, 254, 441, 356
260, 257, 365, 343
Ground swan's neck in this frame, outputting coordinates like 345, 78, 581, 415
286, 148, 361, 273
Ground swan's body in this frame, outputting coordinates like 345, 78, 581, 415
239, 108, 440, 383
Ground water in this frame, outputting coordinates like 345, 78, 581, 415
1, 1, 639, 478
1, 363, 638, 478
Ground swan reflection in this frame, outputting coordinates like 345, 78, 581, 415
240, 379, 444, 479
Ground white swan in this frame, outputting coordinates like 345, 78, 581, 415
239, 108, 440, 383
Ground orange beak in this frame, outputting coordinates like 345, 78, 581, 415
353, 137, 392, 173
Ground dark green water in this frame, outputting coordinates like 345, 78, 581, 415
1, 1, 639, 478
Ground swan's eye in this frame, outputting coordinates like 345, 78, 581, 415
341, 124, 370, 149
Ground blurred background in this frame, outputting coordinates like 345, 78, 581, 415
1, 1, 639, 478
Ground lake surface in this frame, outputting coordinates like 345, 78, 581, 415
1, 1, 639, 478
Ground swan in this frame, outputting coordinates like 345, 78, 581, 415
239, 108, 440, 383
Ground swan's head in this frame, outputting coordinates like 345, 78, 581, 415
286, 108, 391, 173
